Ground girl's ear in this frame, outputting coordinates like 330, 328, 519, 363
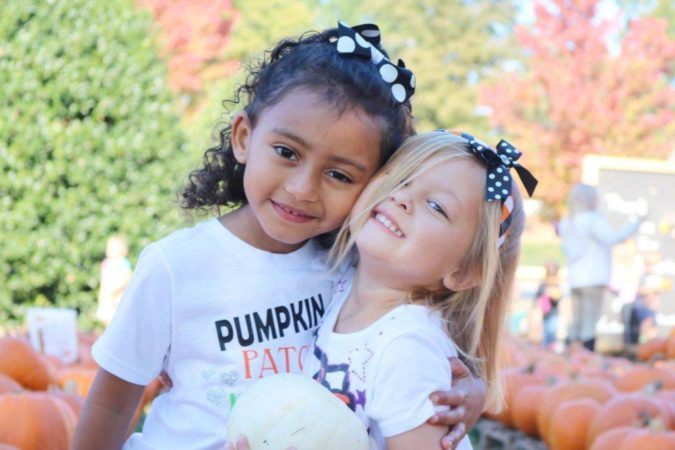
231, 111, 252, 164
442, 269, 480, 292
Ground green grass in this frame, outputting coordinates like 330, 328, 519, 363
519, 241, 564, 267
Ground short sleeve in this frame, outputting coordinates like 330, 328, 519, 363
368, 330, 454, 438
92, 243, 172, 385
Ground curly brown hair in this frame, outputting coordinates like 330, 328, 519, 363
181, 25, 416, 216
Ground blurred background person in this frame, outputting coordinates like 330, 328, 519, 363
558, 183, 642, 351
623, 251, 670, 347
536, 261, 562, 350
96, 235, 132, 326
624, 274, 662, 346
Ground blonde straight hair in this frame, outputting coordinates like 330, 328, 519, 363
329, 131, 526, 412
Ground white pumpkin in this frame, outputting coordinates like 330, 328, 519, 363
226, 373, 369, 450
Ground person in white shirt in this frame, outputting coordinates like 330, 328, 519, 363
558, 183, 642, 351
298, 130, 536, 450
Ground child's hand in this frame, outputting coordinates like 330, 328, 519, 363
224, 435, 296, 450
428, 357, 487, 449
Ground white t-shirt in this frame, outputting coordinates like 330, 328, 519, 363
92, 218, 336, 450
302, 272, 473, 450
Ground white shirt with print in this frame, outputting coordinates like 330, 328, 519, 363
92, 218, 335, 450
303, 272, 473, 450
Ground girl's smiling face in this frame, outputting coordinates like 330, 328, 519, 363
230, 88, 382, 253
352, 155, 485, 292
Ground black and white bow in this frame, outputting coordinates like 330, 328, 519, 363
335, 21, 415, 103
459, 132, 538, 203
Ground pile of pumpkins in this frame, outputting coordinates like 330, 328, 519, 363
485, 330, 675, 450
0, 334, 161, 450
635, 331, 675, 362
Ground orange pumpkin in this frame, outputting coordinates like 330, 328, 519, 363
43, 354, 66, 371
534, 359, 571, 379
50, 391, 86, 417
512, 384, 549, 437
0, 337, 53, 390
654, 360, 675, 373
484, 366, 543, 427
76, 332, 99, 369
603, 357, 635, 379
568, 346, 598, 365
576, 362, 617, 383
0, 392, 77, 450
0, 374, 22, 394
537, 379, 616, 444
614, 365, 675, 392
667, 330, 675, 360
589, 427, 637, 450
549, 398, 601, 450
658, 390, 675, 426
40, 354, 62, 387
586, 393, 672, 448
636, 338, 667, 362
618, 428, 675, 449
58, 367, 97, 397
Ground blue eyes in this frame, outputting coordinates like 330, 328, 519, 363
400, 180, 447, 218
427, 200, 441, 212
427, 200, 447, 217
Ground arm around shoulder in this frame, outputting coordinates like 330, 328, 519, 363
368, 325, 454, 443
71, 368, 146, 450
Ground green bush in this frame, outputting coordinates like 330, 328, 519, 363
0, 0, 191, 327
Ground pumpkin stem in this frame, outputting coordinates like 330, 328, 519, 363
636, 409, 654, 427
642, 380, 664, 396
647, 416, 668, 432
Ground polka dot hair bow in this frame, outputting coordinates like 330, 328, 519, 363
457, 132, 538, 202
335, 21, 416, 103
438, 130, 538, 247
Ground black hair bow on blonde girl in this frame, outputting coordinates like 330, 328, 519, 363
458, 132, 538, 203
335, 21, 416, 103
461, 132, 538, 246
439, 130, 538, 247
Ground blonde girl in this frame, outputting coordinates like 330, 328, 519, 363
302, 130, 537, 449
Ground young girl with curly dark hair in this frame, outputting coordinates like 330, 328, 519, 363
73, 22, 485, 450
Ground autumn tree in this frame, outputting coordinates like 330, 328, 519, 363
619, 0, 675, 36
137, 0, 237, 102
323, 0, 518, 132
480, 0, 675, 210
654, 0, 675, 36
184, 0, 316, 158
187, 0, 518, 155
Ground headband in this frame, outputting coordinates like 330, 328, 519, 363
335, 21, 416, 103
439, 130, 538, 247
